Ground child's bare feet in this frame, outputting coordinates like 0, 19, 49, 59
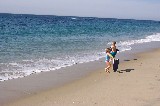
105, 68, 110, 73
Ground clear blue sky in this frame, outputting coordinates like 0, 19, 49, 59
0, 0, 160, 20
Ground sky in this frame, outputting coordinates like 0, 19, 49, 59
0, 0, 160, 20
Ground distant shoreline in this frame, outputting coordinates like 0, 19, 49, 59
0, 13, 159, 21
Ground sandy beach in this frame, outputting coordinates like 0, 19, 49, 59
2, 46, 160, 106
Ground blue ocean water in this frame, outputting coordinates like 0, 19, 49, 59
0, 13, 160, 81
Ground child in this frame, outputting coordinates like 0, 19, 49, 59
110, 41, 119, 58
105, 48, 114, 73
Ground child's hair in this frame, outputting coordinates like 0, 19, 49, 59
112, 41, 116, 45
106, 48, 111, 53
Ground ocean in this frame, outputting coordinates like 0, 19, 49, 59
0, 13, 160, 81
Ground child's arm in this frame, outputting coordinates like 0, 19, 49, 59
108, 53, 114, 59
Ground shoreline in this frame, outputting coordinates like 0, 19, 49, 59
1, 41, 160, 106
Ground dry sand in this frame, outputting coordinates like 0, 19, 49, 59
3, 49, 160, 106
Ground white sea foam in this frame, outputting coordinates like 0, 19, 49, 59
71, 17, 76, 20
0, 52, 104, 82
117, 33, 160, 52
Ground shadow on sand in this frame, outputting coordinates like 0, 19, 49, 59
117, 69, 135, 73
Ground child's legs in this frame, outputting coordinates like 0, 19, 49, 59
106, 61, 111, 69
